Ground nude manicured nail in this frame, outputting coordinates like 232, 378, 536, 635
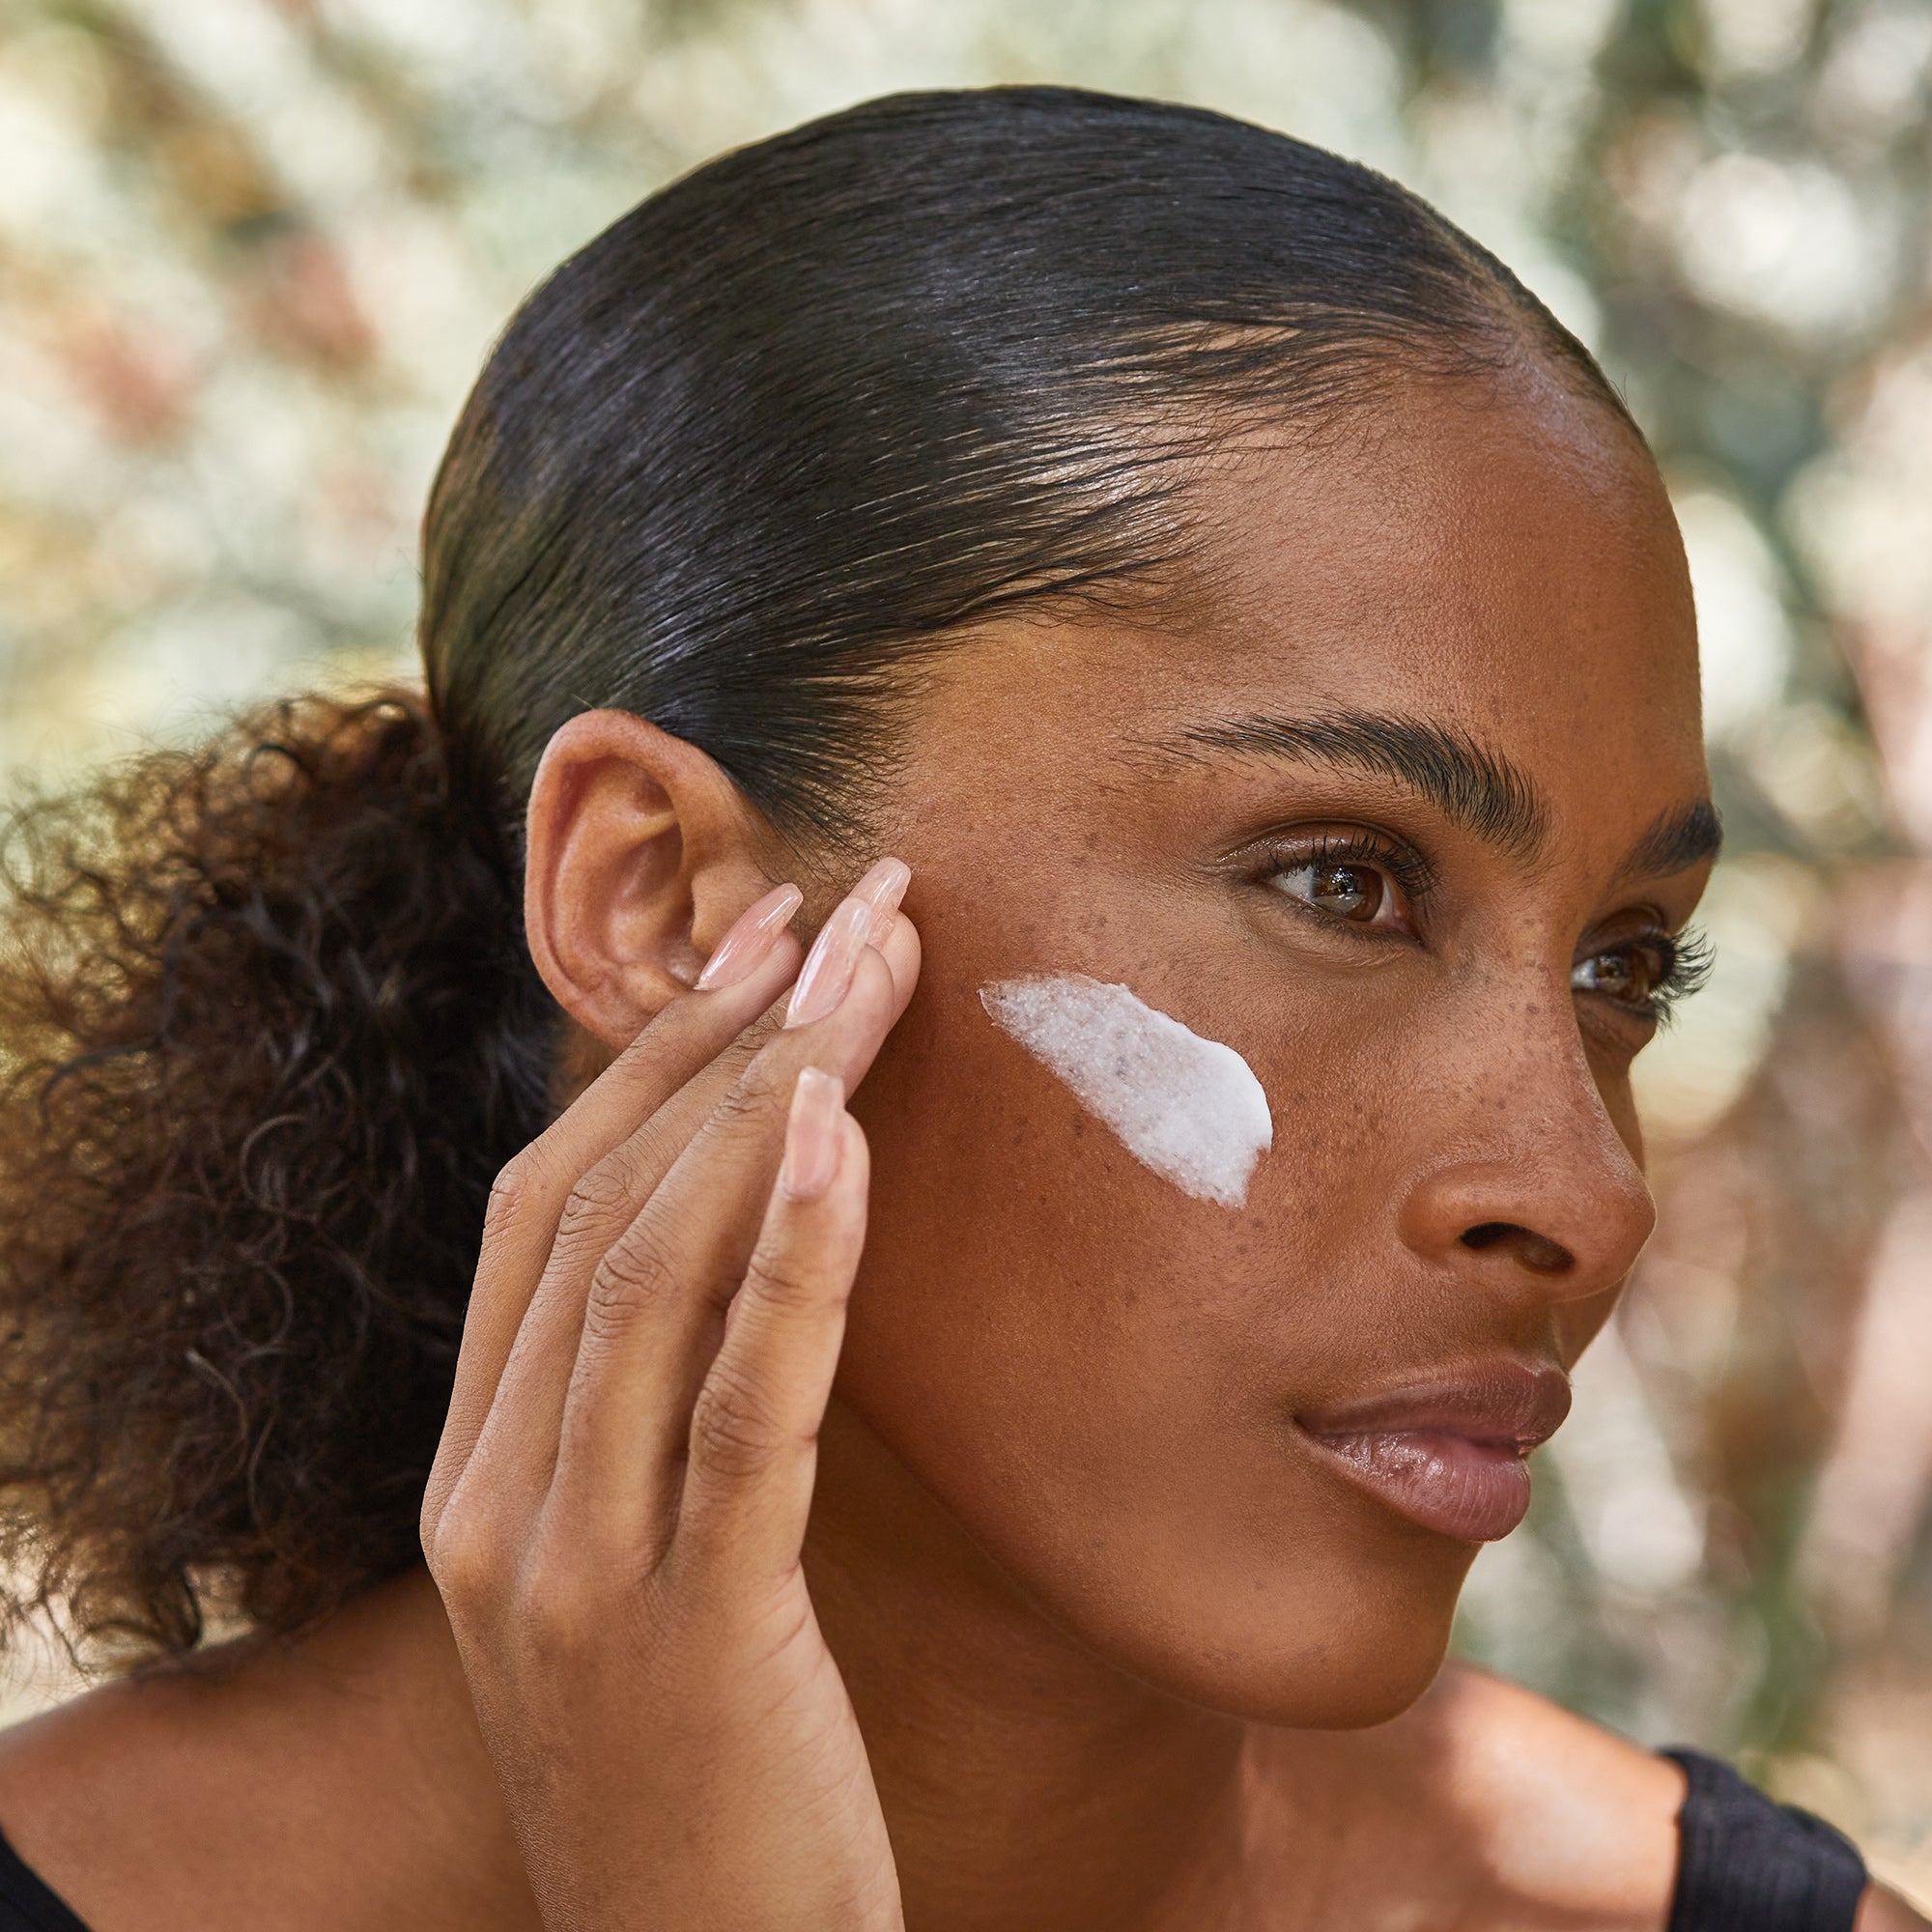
783, 896, 870, 1028
779, 1066, 844, 1200
696, 883, 804, 991
854, 856, 912, 947
783, 858, 912, 1028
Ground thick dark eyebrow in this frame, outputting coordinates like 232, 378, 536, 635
1613, 800, 1722, 885
1143, 708, 1550, 867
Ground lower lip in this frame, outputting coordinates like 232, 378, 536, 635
1298, 1428, 1534, 1543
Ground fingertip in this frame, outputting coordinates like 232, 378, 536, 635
856, 857, 913, 947
614, 918, 802, 1069
837, 1108, 869, 1180
875, 908, 923, 1011
766, 923, 807, 983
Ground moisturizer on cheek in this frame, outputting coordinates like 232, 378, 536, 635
980, 974, 1273, 1208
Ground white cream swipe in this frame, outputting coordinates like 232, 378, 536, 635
980, 974, 1272, 1208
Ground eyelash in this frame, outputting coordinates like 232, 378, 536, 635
1259, 829, 1435, 908
1255, 831, 1715, 1025
1601, 924, 1715, 1026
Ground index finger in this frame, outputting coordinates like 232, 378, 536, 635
455, 901, 921, 1529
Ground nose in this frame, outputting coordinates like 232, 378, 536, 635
1393, 1032, 1657, 1301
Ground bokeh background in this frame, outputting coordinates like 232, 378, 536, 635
1, 0, 1929, 1901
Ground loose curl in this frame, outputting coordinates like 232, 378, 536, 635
0, 691, 556, 1658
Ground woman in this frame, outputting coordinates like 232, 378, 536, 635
0, 85, 1919, 1932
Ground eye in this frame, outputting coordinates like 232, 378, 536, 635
1262, 831, 1425, 935
1281, 858, 1386, 923
1571, 927, 1711, 1022
1571, 949, 1658, 1003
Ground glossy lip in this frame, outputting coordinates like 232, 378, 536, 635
1292, 1361, 1572, 1544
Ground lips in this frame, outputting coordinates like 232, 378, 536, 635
1293, 1361, 1572, 1544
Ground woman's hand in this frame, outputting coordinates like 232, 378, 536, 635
421, 861, 919, 1932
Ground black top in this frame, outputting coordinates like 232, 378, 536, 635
0, 1747, 1870, 1930
0, 1833, 80, 1932
1662, 1747, 1868, 1931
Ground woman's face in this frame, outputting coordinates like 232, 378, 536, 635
830, 369, 1712, 1727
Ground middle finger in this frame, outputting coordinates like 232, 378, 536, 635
551, 916, 918, 1546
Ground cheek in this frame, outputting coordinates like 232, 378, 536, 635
847, 948, 1406, 1406
838, 904, 1456, 1462
980, 974, 1273, 1208
1588, 1041, 1646, 1171
833, 948, 1463, 1722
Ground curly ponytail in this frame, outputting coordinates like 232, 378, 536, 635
0, 690, 557, 1658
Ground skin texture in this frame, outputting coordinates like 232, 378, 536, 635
0, 368, 1925, 1932
835, 381, 1678, 1739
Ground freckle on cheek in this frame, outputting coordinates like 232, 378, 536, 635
980, 974, 1272, 1208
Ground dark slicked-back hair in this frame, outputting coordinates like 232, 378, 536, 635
427, 85, 1628, 848
0, 86, 1636, 1662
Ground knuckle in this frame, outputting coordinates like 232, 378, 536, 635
506, 1547, 603, 1660
714, 1052, 788, 1135
739, 1245, 825, 1320
514, 1589, 596, 1665
581, 1225, 677, 1342
692, 1029, 772, 1113
484, 1152, 536, 1234
423, 1499, 507, 1613
689, 1363, 786, 1482
618, 1119, 681, 1195
418, 1461, 459, 1555
554, 1151, 644, 1248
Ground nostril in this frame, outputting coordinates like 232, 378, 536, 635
1461, 1222, 1576, 1273
1461, 1222, 1516, 1251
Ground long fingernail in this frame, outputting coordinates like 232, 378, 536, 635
779, 1065, 844, 1200
783, 858, 912, 1028
853, 857, 912, 947
784, 895, 870, 1028
696, 883, 804, 991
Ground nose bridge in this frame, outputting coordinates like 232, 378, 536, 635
1399, 984, 1656, 1290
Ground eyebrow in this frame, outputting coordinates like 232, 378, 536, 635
1144, 708, 1551, 866
1612, 799, 1723, 884
1141, 708, 1722, 886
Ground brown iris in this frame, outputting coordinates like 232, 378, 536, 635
1305, 862, 1383, 922
1572, 949, 1657, 1003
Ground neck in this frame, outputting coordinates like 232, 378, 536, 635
306, 1406, 1358, 1932
804, 1397, 1257, 1932
285, 1565, 541, 1926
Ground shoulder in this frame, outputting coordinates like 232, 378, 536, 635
0, 1649, 340, 1932
1244, 1662, 1684, 1931
1861, 1887, 1932, 1932
1274, 1664, 1929, 1932
0, 1670, 175, 1833
1399, 1662, 1688, 1928
0, 1670, 213, 1929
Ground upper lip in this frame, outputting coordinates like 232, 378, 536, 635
1293, 1360, 1573, 1452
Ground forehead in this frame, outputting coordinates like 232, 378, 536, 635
912, 373, 1707, 836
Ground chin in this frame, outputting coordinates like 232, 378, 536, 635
831, 1343, 1483, 1733
1027, 1520, 1479, 1733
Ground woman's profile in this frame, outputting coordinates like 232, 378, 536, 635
0, 83, 1920, 1932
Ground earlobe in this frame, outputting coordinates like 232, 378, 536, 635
522, 709, 775, 1045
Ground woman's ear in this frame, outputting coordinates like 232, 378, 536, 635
523, 709, 779, 1046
